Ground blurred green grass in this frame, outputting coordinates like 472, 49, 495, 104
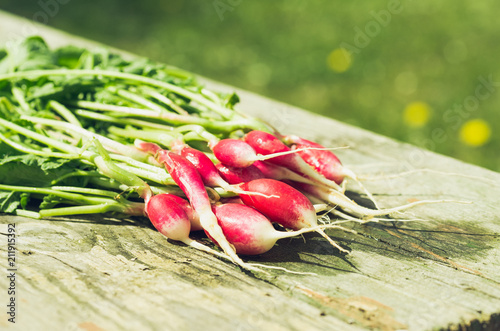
2, 0, 499, 171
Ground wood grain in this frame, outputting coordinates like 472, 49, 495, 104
1, 10, 499, 331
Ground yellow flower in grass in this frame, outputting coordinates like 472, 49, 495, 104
459, 119, 491, 147
327, 48, 352, 73
404, 101, 431, 127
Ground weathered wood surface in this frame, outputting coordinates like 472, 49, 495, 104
1, 10, 500, 331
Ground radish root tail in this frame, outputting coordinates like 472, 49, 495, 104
316, 228, 349, 253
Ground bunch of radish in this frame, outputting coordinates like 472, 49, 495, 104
1, 112, 451, 274
131, 128, 453, 272
0, 38, 467, 275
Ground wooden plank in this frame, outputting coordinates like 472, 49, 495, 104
1, 10, 500, 331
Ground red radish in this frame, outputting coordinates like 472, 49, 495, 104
236, 178, 348, 252
145, 194, 225, 257
157, 193, 202, 231
146, 194, 192, 241
210, 203, 332, 255
216, 163, 265, 184
282, 134, 379, 208
282, 135, 345, 184
211, 139, 258, 168
237, 179, 316, 230
155, 150, 263, 272
179, 146, 228, 187
244, 131, 342, 191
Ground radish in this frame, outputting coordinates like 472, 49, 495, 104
282, 135, 345, 184
146, 194, 227, 258
236, 178, 349, 252
211, 139, 257, 168
243, 131, 342, 191
155, 150, 263, 272
216, 163, 265, 184
210, 203, 334, 255
157, 193, 202, 231
282, 134, 379, 208
178, 146, 241, 189
146, 194, 192, 241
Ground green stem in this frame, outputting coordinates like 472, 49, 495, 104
50, 170, 102, 185
0, 132, 77, 159
39, 202, 144, 218
107, 85, 169, 113
0, 184, 116, 205
73, 100, 218, 125
115, 162, 174, 185
87, 176, 125, 191
48, 100, 82, 127
161, 66, 196, 80
15, 210, 41, 219
213, 187, 238, 198
110, 154, 167, 176
148, 185, 186, 196
136, 86, 189, 115
0, 117, 78, 154
87, 177, 183, 196
73, 100, 270, 132
1, 127, 156, 202
0, 97, 16, 116
50, 186, 121, 198
173, 124, 220, 146
201, 88, 223, 106
74, 109, 178, 131
11, 87, 31, 114
108, 126, 180, 147
183, 131, 209, 144
21, 115, 150, 162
